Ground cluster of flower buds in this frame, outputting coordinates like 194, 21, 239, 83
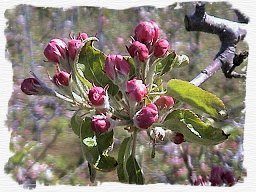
21, 32, 89, 96
128, 21, 170, 62
44, 32, 88, 66
209, 165, 235, 186
104, 54, 131, 84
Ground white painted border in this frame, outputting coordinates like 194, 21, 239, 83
0, 0, 255, 191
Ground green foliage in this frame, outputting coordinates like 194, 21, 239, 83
117, 137, 131, 183
157, 51, 189, 76
164, 109, 229, 145
126, 155, 144, 184
71, 114, 117, 173
77, 40, 119, 96
167, 79, 228, 120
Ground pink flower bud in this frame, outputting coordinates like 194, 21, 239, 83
21, 78, 50, 95
153, 39, 170, 57
91, 115, 111, 134
150, 21, 160, 44
134, 21, 158, 44
68, 39, 83, 61
88, 86, 107, 106
52, 68, 70, 87
154, 96, 174, 110
171, 132, 185, 144
44, 38, 67, 63
133, 103, 158, 129
77, 32, 88, 41
128, 41, 149, 62
126, 79, 147, 102
104, 54, 130, 81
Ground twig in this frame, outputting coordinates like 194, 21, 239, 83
185, 3, 248, 86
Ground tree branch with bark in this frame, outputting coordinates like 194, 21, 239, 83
184, 3, 248, 86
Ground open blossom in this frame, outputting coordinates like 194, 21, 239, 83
134, 21, 159, 44
153, 39, 170, 58
154, 96, 174, 110
133, 103, 158, 129
104, 54, 130, 82
91, 115, 111, 134
68, 39, 83, 61
128, 41, 149, 62
126, 79, 147, 102
88, 86, 109, 108
44, 38, 67, 63
52, 68, 70, 87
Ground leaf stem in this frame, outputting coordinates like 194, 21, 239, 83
131, 128, 138, 157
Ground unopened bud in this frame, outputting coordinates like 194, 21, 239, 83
126, 79, 147, 102
88, 86, 109, 109
128, 41, 149, 62
68, 39, 83, 61
153, 39, 170, 58
104, 54, 130, 83
91, 115, 111, 134
133, 103, 158, 129
44, 38, 67, 63
154, 96, 174, 110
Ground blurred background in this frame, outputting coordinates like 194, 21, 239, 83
4, 2, 247, 188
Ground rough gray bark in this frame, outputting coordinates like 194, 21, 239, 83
184, 3, 248, 86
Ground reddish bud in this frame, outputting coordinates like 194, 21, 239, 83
88, 86, 108, 107
68, 39, 83, 61
154, 96, 174, 110
134, 21, 159, 44
126, 79, 147, 102
154, 39, 170, 58
21, 78, 44, 95
172, 132, 185, 144
44, 38, 67, 63
52, 68, 70, 87
150, 21, 160, 44
104, 54, 130, 82
128, 41, 149, 62
77, 32, 88, 41
133, 103, 158, 129
91, 115, 111, 134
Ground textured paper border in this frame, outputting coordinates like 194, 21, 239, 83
1, 0, 256, 191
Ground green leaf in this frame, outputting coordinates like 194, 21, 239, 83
77, 41, 118, 96
80, 118, 117, 172
96, 130, 114, 154
117, 137, 132, 183
163, 109, 229, 145
174, 54, 189, 68
83, 136, 97, 147
70, 111, 83, 136
159, 51, 177, 75
94, 155, 118, 172
126, 155, 144, 184
10, 152, 25, 165
124, 56, 136, 78
167, 79, 228, 120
